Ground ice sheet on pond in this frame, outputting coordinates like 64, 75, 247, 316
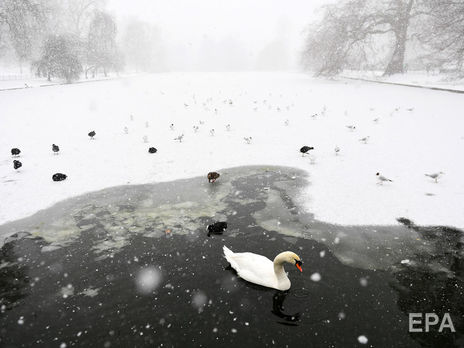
0, 166, 462, 347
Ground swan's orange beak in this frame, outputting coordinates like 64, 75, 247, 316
296, 262, 303, 272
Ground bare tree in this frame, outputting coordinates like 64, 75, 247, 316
302, 0, 424, 76
86, 10, 121, 77
420, 0, 464, 75
302, 1, 372, 76
64, 0, 101, 36
382, 0, 416, 75
0, 0, 45, 72
34, 34, 82, 83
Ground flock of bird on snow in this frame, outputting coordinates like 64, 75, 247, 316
6, 103, 446, 291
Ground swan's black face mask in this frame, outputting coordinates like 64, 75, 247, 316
295, 260, 303, 272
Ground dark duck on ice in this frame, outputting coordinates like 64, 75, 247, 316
207, 172, 220, 183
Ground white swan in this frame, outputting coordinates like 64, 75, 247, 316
223, 246, 302, 291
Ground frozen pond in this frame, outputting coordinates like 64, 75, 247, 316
0, 166, 462, 347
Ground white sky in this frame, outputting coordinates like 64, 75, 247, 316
106, 0, 331, 70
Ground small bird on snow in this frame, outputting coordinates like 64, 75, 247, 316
359, 136, 369, 144
11, 148, 21, 157
170, 123, 175, 131
300, 146, 314, 155
207, 172, 220, 183
52, 144, 60, 154
13, 160, 22, 170
244, 137, 252, 144
210, 129, 215, 136
88, 131, 96, 139
174, 134, 184, 143
148, 147, 157, 154
334, 146, 340, 155
425, 172, 444, 183
376, 172, 393, 184
346, 125, 356, 131
226, 124, 231, 131
52, 173, 67, 182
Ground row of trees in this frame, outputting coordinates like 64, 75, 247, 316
0, 0, 161, 83
302, 0, 464, 77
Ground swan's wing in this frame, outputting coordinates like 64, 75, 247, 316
223, 246, 276, 288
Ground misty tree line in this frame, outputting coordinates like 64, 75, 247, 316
302, 0, 464, 77
0, 0, 160, 82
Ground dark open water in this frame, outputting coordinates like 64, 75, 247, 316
0, 166, 462, 347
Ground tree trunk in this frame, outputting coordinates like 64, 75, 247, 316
383, 0, 414, 76
384, 33, 407, 75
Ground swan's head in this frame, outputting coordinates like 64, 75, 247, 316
275, 251, 303, 272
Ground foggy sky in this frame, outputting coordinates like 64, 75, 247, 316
107, 0, 331, 71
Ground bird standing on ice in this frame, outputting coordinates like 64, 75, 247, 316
359, 136, 369, 144
300, 146, 314, 156
223, 246, 302, 291
52, 173, 67, 181
13, 160, 22, 170
376, 172, 393, 184
425, 172, 444, 183
52, 144, 60, 154
207, 172, 220, 183
174, 134, 184, 143
88, 131, 96, 139
11, 148, 21, 157
243, 137, 252, 144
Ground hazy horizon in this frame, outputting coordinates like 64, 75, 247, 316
106, 0, 331, 71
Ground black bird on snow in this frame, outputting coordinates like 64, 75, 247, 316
52, 144, 60, 154
207, 221, 227, 237
11, 148, 21, 157
13, 160, 22, 170
207, 171, 220, 183
52, 173, 67, 182
148, 147, 157, 154
300, 146, 314, 155
88, 131, 96, 139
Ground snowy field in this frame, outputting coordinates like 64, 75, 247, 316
1, 72, 464, 235
342, 70, 464, 91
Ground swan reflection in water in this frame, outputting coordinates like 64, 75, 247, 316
272, 291, 301, 326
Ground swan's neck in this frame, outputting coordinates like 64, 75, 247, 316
272, 252, 293, 290
273, 254, 289, 279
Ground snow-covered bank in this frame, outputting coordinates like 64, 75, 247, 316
342, 70, 464, 92
1, 72, 463, 228
0, 72, 140, 91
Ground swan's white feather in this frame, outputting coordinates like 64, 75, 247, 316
223, 246, 288, 290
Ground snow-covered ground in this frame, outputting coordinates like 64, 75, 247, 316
0, 73, 136, 91
342, 70, 464, 91
1, 72, 464, 232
